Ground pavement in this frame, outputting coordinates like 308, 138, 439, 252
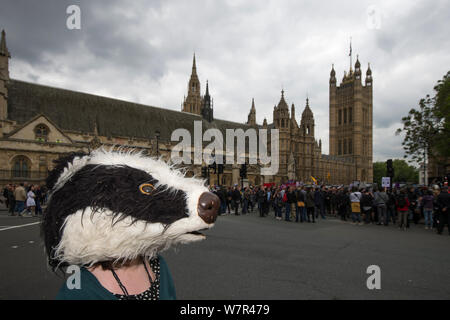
0, 204, 449, 300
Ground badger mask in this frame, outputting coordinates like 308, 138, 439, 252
42, 148, 219, 270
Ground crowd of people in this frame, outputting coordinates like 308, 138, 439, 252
1, 180, 449, 235
1, 183, 47, 217
211, 183, 450, 235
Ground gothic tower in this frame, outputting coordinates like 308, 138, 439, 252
0, 29, 10, 121
247, 98, 256, 126
329, 53, 373, 182
182, 54, 203, 115
201, 80, 213, 122
300, 98, 316, 180
273, 90, 291, 179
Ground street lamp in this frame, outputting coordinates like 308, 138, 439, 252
155, 130, 160, 157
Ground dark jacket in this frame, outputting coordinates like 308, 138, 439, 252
232, 189, 241, 202
287, 191, 297, 204
314, 190, 324, 206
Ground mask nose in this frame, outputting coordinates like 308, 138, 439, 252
198, 192, 220, 224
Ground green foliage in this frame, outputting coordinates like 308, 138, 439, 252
373, 159, 418, 184
373, 161, 386, 185
433, 71, 450, 158
396, 71, 450, 164
392, 159, 418, 184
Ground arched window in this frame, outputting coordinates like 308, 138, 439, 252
34, 124, 50, 142
12, 156, 31, 178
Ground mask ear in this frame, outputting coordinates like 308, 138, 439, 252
46, 152, 88, 190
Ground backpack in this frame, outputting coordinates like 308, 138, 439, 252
282, 192, 288, 202
397, 195, 407, 207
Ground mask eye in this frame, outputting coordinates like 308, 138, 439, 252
139, 183, 154, 195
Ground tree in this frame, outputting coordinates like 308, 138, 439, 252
392, 159, 418, 184
432, 71, 450, 159
396, 70, 450, 178
372, 162, 386, 185
372, 160, 418, 185
396, 95, 438, 165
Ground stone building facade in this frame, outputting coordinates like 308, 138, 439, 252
0, 30, 373, 188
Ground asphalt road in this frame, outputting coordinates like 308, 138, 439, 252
1, 206, 449, 300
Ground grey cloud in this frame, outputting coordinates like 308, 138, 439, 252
1, 0, 449, 163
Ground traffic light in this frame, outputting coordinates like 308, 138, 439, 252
209, 162, 216, 174
386, 159, 394, 177
240, 164, 247, 178
201, 166, 208, 178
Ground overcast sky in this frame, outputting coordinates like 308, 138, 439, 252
1, 0, 449, 162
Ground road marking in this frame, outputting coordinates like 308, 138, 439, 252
0, 221, 42, 232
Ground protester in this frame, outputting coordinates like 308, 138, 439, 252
349, 187, 362, 225
314, 187, 326, 220
13, 183, 27, 216
7, 185, 16, 216
232, 186, 241, 215
421, 190, 434, 230
305, 187, 316, 223
26, 185, 36, 216
360, 189, 374, 224
396, 189, 410, 231
373, 187, 389, 226
287, 186, 296, 222
436, 186, 449, 235
296, 186, 307, 223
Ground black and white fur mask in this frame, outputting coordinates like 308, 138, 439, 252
42, 148, 219, 270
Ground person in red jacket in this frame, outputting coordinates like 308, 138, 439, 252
396, 189, 410, 231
